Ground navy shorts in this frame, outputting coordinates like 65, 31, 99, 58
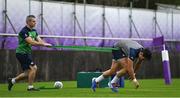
16, 53, 35, 71
112, 48, 127, 61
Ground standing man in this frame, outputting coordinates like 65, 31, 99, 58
91, 40, 152, 92
8, 15, 52, 91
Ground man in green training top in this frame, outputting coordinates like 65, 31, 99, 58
8, 15, 52, 91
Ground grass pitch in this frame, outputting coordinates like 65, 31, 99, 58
0, 79, 180, 97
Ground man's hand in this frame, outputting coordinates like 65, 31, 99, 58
43, 43, 52, 47
132, 78, 139, 89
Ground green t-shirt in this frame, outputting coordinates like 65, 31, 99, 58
16, 26, 38, 54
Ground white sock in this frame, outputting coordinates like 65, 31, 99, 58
111, 75, 119, 84
11, 78, 16, 84
28, 85, 34, 89
95, 75, 105, 83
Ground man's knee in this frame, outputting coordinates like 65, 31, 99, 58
24, 71, 29, 77
33, 65, 37, 70
103, 69, 116, 77
116, 68, 127, 77
109, 68, 116, 75
29, 65, 37, 71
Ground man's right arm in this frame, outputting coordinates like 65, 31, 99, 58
125, 58, 139, 89
134, 59, 143, 73
20, 29, 50, 47
126, 58, 136, 80
25, 37, 45, 46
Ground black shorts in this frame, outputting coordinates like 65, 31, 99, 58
112, 48, 127, 61
16, 53, 35, 71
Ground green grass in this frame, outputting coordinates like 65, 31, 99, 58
0, 79, 180, 97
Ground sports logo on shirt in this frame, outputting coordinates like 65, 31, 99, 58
31, 62, 34, 65
25, 33, 28, 37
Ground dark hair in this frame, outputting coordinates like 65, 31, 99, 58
26, 15, 36, 22
142, 48, 152, 60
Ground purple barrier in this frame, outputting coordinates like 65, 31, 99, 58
161, 50, 172, 85
153, 36, 164, 46
153, 36, 172, 85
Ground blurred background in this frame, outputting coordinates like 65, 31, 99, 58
0, 0, 180, 83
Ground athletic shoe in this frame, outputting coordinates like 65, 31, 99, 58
108, 82, 119, 93
27, 88, 40, 91
8, 78, 13, 91
91, 77, 97, 92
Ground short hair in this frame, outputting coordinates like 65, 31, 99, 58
142, 48, 152, 60
26, 15, 36, 22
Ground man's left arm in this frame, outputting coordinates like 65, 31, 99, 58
36, 36, 52, 47
134, 59, 143, 73
36, 36, 45, 43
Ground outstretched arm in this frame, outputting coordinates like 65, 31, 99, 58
134, 59, 143, 73
25, 36, 51, 47
125, 58, 136, 80
36, 36, 52, 47
125, 58, 139, 89
36, 36, 45, 43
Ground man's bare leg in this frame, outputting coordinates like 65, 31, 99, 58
96, 60, 119, 83
27, 65, 39, 91
91, 60, 120, 92
111, 58, 139, 89
8, 72, 28, 91
13, 72, 28, 83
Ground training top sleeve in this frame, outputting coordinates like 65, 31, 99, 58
20, 28, 30, 40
